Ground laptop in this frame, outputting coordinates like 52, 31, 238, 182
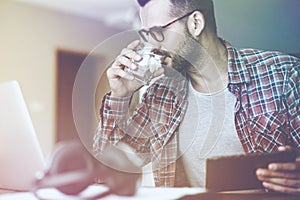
0, 81, 45, 192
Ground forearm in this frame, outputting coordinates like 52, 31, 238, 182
93, 91, 152, 158
93, 92, 132, 153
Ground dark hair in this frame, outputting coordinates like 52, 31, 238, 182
137, 0, 149, 7
137, 0, 217, 33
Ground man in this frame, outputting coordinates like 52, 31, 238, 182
93, 0, 300, 194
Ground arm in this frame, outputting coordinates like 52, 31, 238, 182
256, 60, 300, 195
93, 40, 163, 164
93, 92, 132, 153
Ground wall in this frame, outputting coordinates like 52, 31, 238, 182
0, 0, 299, 159
214, 0, 300, 53
0, 0, 122, 156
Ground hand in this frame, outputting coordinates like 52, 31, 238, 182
256, 146, 300, 195
94, 145, 141, 196
107, 40, 164, 98
106, 40, 143, 98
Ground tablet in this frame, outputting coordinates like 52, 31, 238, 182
206, 149, 298, 192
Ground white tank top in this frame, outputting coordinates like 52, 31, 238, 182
178, 81, 245, 187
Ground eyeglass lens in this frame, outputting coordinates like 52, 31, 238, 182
139, 28, 164, 42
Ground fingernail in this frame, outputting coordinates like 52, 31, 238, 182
278, 146, 285, 151
263, 182, 269, 188
131, 63, 138, 70
268, 164, 276, 170
256, 169, 264, 175
134, 54, 142, 61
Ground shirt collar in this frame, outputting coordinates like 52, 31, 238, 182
223, 40, 251, 84
158, 40, 250, 98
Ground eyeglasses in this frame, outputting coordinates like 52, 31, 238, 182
138, 10, 196, 42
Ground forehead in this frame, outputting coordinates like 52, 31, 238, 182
139, 0, 173, 28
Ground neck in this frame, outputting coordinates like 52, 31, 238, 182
188, 34, 228, 94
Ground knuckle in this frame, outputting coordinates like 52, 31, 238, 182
115, 68, 123, 74
283, 178, 292, 186
116, 55, 123, 60
121, 48, 132, 56
116, 56, 124, 64
112, 56, 122, 66
288, 163, 297, 171
128, 40, 140, 48
106, 67, 114, 76
282, 188, 290, 194
120, 48, 127, 54
115, 56, 130, 67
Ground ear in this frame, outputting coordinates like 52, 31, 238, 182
187, 11, 205, 38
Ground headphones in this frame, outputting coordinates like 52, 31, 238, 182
31, 142, 97, 198
31, 141, 140, 199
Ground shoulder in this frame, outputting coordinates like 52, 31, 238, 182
239, 48, 300, 72
230, 48, 300, 83
225, 40, 299, 82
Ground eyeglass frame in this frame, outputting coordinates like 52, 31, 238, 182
138, 10, 199, 42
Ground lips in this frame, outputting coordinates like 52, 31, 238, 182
151, 48, 172, 66
151, 48, 171, 58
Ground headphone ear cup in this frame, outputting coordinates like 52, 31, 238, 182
40, 142, 95, 195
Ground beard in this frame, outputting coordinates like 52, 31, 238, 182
153, 31, 205, 78
173, 32, 207, 76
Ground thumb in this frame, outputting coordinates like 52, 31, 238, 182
278, 145, 292, 152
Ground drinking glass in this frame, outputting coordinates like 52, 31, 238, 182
125, 44, 163, 85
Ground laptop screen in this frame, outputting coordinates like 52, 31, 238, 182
0, 81, 45, 191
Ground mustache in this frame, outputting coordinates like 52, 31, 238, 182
150, 48, 190, 78
151, 48, 172, 58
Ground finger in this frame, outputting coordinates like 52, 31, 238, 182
268, 162, 298, 171
262, 177, 300, 188
148, 68, 165, 84
107, 67, 134, 81
114, 55, 138, 70
256, 168, 300, 179
121, 48, 142, 62
153, 67, 164, 77
263, 181, 300, 195
278, 146, 292, 151
127, 40, 141, 50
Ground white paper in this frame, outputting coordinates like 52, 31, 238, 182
0, 185, 204, 200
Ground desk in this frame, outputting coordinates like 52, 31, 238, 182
179, 192, 299, 200
0, 185, 202, 200
0, 186, 299, 200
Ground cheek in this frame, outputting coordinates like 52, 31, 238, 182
162, 29, 187, 53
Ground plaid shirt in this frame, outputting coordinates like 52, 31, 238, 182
94, 41, 300, 187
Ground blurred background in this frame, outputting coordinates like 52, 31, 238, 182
0, 0, 299, 163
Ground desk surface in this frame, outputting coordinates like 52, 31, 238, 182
0, 186, 202, 200
179, 192, 299, 200
0, 186, 299, 200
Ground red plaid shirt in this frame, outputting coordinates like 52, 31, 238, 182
94, 41, 300, 187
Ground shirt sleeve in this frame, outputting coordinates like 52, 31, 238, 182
284, 60, 300, 149
93, 91, 152, 162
